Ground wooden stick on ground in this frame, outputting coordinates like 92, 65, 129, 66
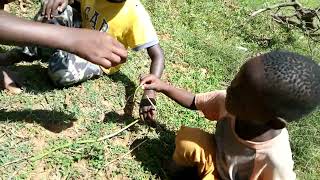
0, 119, 140, 167
0, 84, 146, 167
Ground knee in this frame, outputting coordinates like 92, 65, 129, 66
174, 126, 215, 163
48, 52, 103, 87
174, 127, 204, 161
47, 51, 81, 87
48, 68, 80, 87
175, 131, 199, 154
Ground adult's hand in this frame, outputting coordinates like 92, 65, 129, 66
69, 29, 128, 68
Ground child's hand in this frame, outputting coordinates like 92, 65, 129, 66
140, 74, 167, 92
139, 74, 166, 126
42, 0, 68, 19
139, 90, 157, 127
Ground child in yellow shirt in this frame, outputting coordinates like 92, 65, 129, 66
2, 0, 163, 121
0, 1, 127, 94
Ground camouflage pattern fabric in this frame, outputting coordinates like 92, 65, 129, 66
22, 5, 103, 87
48, 50, 103, 87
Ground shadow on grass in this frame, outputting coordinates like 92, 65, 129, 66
101, 73, 199, 179
4, 64, 55, 93
130, 123, 199, 180
104, 72, 137, 124
130, 123, 175, 179
0, 109, 76, 133
130, 124, 199, 180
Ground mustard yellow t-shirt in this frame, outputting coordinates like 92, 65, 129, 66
80, 0, 159, 50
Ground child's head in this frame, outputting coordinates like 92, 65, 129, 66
226, 51, 320, 129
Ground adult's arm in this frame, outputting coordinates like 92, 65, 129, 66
0, 10, 127, 68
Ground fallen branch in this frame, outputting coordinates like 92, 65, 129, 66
31, 119, 140, 162
250, 0, 320, 41
0, 119, 140, 167
250, 2, 299, 17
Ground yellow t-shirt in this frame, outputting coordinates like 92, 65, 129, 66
80, 0, 159, 50
81, 0, 159, 74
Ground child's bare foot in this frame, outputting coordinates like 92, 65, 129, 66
0, 67, 23, 94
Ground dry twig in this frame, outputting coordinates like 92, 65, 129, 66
0, 119, 140, 167
0, 84, 147, 167
250, 0, 320, 41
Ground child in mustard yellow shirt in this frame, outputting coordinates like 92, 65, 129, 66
140, 51, 320, 179
2, 0, 163, 121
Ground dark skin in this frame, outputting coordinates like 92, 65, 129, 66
140, 56, 286, 142
225, 56, 284, 141
141, 44, 164, 123
29, 0, 165, 122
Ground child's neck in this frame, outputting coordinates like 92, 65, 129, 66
235, 118, 282, 142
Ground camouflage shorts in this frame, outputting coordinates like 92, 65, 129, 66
23, 5, 103, 87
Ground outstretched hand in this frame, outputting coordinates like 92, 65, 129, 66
140, 74, 166, 92
70, 29, 128, 69
0, 10, 127, 70
139, 75, 165, 126
140, 74, 197, 110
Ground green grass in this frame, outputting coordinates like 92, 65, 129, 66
0, 0, 320, 179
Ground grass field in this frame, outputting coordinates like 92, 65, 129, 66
0, 0, 319, 179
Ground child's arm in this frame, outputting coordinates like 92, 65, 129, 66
147, 44, 164, 78
141, 75, 228, 121
0, 10, 127, 68
143, 44, 164, 99
139, 44, 166, 122
141, 74, 197, 110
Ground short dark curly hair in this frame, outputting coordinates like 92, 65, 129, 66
262, 51, 320, 121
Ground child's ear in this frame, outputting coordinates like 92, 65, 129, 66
268, 117, 287, 129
